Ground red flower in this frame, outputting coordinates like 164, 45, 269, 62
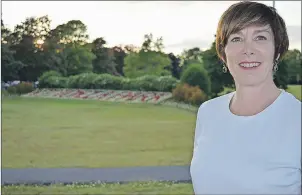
141, 95, 147, 102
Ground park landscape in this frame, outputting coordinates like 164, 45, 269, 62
2, 85, 301, 194
1, 10, 302, 195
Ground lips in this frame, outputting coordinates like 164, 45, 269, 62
238, 61, 261, 69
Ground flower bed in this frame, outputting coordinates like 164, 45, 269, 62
23, 88, 173, 104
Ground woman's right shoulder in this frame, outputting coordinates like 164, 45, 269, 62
197, 92, 234, 116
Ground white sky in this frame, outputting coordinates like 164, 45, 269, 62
1, 1, 301, 55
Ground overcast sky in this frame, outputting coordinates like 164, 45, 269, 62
2, 1, 301, 54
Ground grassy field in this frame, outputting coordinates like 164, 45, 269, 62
2, 181, 194, 195
2, 85, 300, 194
2, 97, 196, 168
3, 85, 300, 168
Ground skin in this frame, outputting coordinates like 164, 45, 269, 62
224, 24, 282, 116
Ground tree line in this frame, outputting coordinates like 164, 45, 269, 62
1, 15, 301, 97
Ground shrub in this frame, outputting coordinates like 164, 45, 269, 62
47, 76, 68, 88
38, 71, 62, 88
2, 89, 10, 97
6, 82, 34, 95
66, 75, 80, 88
134, 75, 159, 91
157, 76, 179, 92
6, 86, 17, 94
180, 63, 211, 96
126, 75, 179, 92
121, 78, 141, 91
67, 73, 99, 89
37, 72, 179, 92
92, 74, 124, 90
80, 73, 99, 89
15, 82, 35, 94
172, 83, 207, 106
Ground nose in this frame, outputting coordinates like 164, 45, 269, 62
242, 41, 254, 55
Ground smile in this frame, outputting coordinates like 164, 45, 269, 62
239, 62, 261, 69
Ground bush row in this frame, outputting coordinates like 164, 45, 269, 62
38, 71, 179, 92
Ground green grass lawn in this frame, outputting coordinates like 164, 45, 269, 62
2, 85, 300, 194
3, 85, 300, 168
2, 181, 194, 195
2, 97, 196, 168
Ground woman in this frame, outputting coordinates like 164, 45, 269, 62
190, 1, 301, 194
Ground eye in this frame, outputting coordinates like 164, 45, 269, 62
230, 37, 242, 42
255, 36, 267, 41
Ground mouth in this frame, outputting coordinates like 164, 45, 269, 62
238, 61, 261, 69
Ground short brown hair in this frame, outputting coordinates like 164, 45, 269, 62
216, 1, 289, 63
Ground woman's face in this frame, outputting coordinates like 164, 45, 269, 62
224, 24, 277, 87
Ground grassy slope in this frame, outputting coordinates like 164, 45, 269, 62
2, 97, 196, 168
2, 85, 300, 194
3, 85, 300, 168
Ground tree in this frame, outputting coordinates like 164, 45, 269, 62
91, 37, 119, 75
168, 53, 181, 79
11, 35, 43, 81
39, 20, 94, 77
273, 58, 289, 89
124, 44, 139, 53
36, 35, 67, 76
179, 47, 203, 72
49, 20, 89, 45
10, 15, 51, 46
154, 36, 164, 52
141, 33, 164, 52
1, 44, 26, 81
61, 45, 96, 76
1, 19, 12, 44
124, 50, 171, 78
5, 16, 52, 81
282, 49, 301, 84
112, 46, 127, 76
142, 33, 153, 51
124, 34, 171, 78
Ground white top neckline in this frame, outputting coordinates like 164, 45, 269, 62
226, 89, 285, 119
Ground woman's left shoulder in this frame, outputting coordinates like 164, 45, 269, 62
281, 91, 301, 109
278, 91, 301, 124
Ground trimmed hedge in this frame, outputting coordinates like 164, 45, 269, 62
38, 71, 179, 92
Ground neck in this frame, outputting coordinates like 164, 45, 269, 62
230, 79, 282, 116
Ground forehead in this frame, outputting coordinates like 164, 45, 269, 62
235, 24, 272, 34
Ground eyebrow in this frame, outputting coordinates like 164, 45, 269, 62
253, 28, 272, 35
233, 28, 272, 36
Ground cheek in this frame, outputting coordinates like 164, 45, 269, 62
256, 44, 275, 65
224, 45, 240, 65
256, 43, 274, 54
